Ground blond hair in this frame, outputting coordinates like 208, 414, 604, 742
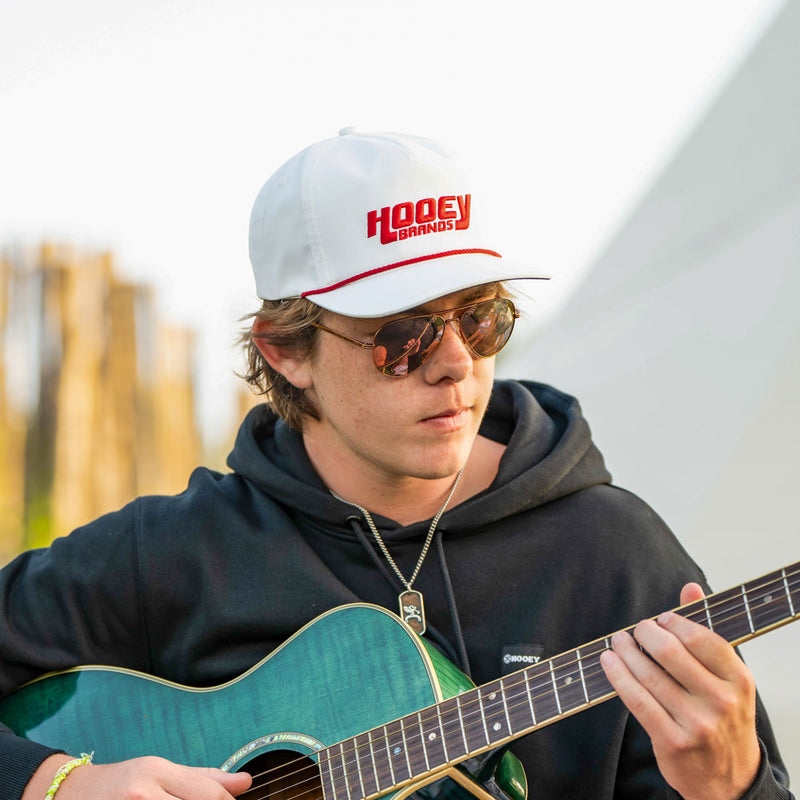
240, 298, 324, 430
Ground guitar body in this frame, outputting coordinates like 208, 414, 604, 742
0, 603, 526, 800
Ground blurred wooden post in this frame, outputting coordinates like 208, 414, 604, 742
24, 245, 63, 548
50, 247, 111, 537
94, 274, 139, 512
0, 254, 26, 563
143, 324, 200, 495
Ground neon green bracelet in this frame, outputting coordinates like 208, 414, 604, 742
44, 752, 93, 800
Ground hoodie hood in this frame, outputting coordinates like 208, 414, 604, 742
227, 380, 612, 536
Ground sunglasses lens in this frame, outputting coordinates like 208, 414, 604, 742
459, 299, 516, 357
370, 299, 516, 376
374, 317, 444, 376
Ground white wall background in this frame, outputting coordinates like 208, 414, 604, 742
501, 0, 800, 777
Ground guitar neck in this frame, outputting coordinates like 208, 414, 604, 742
319, 562, 800, 800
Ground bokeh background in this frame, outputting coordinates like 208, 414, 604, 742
1, 0, 797, 781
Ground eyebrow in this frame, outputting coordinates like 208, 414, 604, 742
408, 284, 499, 315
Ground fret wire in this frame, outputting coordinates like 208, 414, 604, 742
523, 665, 538, 725
339, 741, 353, 800
323, 746, 341, 800
468, 689, 490, 749
455, 693, 469, 752
367, 730, 381, 793
382, 725, 396, 786
353, 736, 365, 800
399, 718, 412, 777
439, 697, 467, 761
741, 584, 755, 633
435, 703, 450, 762
500, 677, 514, 735
318, 750, 334, 800
477, 688, 490, 745
576, 647, 589, 703
783, 568, 797, 615
548, 660, 562, 715
702, 596, 714, 630
416, 711, 430, 772
320, 745, 341, 800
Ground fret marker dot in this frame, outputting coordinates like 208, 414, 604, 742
428, 733, 437, 741
488, 692, 496, 700
564, 676, 573, 685
493, 723, 502, 731
764, 594, 772, 603
393, 747, 401, 755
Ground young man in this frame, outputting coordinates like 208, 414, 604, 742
0, 129, 792, 800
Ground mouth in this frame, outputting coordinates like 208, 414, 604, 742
419, 406, 471, 429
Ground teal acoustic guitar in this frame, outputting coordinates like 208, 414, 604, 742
1, 562, 798, 800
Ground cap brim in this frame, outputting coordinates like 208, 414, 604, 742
304, 252, 550, 318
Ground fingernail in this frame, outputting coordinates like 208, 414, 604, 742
658, 612, 673, 626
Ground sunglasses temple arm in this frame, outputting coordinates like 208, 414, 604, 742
313, 323, 374, 349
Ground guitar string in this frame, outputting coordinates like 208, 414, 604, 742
238, 569, 800, 797
237, 570, 799, 800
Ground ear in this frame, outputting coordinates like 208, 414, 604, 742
251, 317, 314, 390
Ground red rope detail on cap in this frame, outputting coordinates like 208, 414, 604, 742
301, 249, 502, 297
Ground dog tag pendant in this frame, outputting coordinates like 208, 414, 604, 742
398, 590, 426, 635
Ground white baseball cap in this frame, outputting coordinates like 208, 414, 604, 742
248, 128, 549, 317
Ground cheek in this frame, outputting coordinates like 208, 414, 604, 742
308, 347, 382, 421
471, 356, 496, 403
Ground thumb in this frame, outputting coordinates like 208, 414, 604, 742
194, 767, 253, 796
679, 581, 705, 606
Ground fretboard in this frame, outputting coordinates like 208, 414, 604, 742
318, 562, 800, 800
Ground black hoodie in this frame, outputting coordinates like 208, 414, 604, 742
0, 381, 791, 799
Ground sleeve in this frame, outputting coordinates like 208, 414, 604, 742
0, 732, 62, 800
0, 501, 149, 800
613, 695, 793, 799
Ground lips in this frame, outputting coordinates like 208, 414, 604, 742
420, 406, 471, 428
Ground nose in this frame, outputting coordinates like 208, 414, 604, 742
422, 316, 473, 383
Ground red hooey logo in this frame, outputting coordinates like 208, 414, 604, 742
367, 194, 471, 244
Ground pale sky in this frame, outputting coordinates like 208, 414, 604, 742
0, 0, 786, 445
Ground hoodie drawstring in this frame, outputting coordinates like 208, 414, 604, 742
433, 529, 472, 678
347, 516, 472, 678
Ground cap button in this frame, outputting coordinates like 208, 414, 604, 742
338, 126, 359, 136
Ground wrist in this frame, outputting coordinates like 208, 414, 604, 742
21, 754, 92, 800
22, 755, 72, 800
44, 753, 94, 799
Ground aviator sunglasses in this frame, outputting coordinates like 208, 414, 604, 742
313, 297, 519, 377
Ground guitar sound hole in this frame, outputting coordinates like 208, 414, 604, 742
237, 749, 323, 800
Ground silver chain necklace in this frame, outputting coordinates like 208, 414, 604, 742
330, 466, 464, 635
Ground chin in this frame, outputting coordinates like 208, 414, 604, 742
409, 454, 469, 481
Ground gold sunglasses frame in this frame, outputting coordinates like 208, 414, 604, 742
312, 298, 519, 376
